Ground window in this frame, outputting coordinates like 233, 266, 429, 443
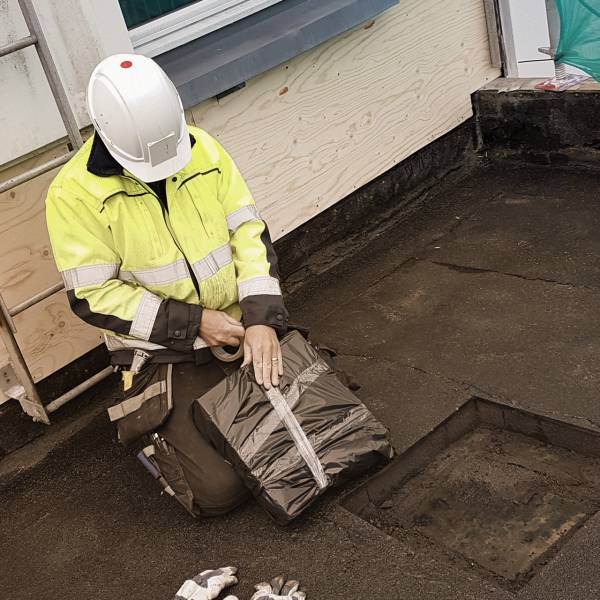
120, 1, 198, 29
120, 0, 286, 57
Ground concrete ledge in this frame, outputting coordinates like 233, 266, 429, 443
474, 87, 600, 168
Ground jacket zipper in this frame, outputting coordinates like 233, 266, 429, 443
160, 204, 202, 299
123, 175, 201, 299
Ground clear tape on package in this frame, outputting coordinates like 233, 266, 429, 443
264, 371, 329, 490
239, 360, 328, 464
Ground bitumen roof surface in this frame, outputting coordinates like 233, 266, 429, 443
2, 162, 600, 600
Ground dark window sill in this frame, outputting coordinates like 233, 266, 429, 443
156, 0, 399, 108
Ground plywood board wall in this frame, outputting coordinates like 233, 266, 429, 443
0, 0, 498, 402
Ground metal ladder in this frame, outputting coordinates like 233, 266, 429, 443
0, 0, 114, 424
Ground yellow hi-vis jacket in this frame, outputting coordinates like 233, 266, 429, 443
46, 125, 288, 358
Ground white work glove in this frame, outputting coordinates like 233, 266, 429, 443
224, 575, 306, 600
174, 566, 238, 600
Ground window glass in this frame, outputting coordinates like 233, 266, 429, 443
119, 0, 199, 29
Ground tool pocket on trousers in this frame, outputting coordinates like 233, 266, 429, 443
107, 363, 174, 447
152, 440, 196, 517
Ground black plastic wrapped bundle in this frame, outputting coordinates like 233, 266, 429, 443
193, 330, 394, 524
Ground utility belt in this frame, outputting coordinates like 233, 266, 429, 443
109, 343, 245, 367
109, 346, 213, 367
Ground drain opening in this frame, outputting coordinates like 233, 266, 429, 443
342, 398, 600, 589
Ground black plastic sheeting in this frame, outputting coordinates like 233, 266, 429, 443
193, 330, 394, 524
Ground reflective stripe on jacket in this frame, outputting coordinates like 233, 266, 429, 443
46, 125, 288, 356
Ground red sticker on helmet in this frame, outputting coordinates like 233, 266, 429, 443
120, 60, 133, 69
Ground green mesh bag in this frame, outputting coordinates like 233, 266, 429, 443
556, 0, 600, 80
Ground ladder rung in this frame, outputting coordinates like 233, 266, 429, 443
9, 281, 65, 317
46, 366, 116, 414
0, 34, 37, 58
0, 151, 74, 195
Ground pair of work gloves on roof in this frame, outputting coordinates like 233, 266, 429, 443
173, 567, 306, 600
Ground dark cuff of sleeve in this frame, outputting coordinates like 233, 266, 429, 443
149, 299, 203, 352
240, 295, 289, 336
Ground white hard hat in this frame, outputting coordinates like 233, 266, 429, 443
86, 53, 191, 182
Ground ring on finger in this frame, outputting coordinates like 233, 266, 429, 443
271, 357, 279, 363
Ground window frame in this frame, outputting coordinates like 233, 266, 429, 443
129, 0, 286, 57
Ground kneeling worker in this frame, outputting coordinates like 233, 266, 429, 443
45, 54, 288, 517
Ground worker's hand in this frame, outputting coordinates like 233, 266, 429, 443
242, 325, 283, 390
174, 566, 238, 600
200, 309, 245, 347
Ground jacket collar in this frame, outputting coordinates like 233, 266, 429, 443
86, 131, 197, 178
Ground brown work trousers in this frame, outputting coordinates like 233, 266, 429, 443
151, 360, 248, 517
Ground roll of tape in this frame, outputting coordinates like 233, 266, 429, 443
211, 345, 244, 363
